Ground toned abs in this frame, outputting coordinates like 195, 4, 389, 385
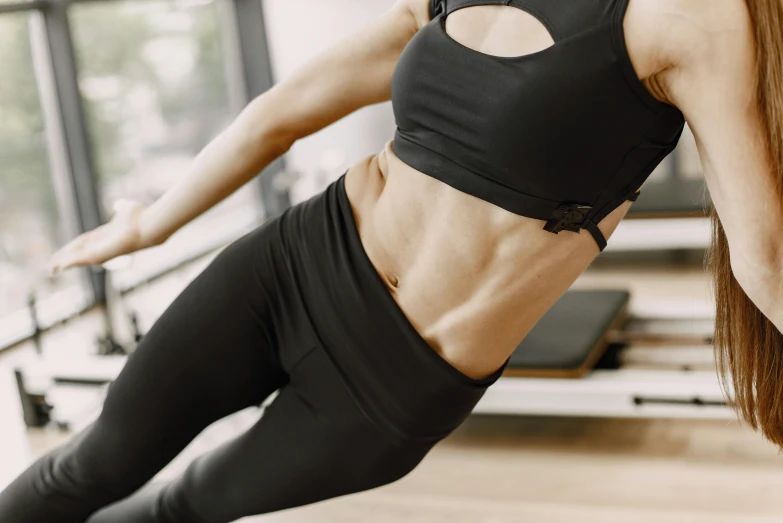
342, 140, 633, 379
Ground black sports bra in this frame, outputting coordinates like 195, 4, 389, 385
390, 0, 686, 251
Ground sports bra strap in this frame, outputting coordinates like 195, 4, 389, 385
583, 190, 640, 252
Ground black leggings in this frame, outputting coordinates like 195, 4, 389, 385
0, 172, 507, 523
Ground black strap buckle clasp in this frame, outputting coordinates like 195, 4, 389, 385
543, 203, 593, 234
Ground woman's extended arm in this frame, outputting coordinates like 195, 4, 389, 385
135, 101, 289, 248
139, 0, 425, 247
48, 0, 427, 273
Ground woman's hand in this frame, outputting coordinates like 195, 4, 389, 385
48, 199, 151, 276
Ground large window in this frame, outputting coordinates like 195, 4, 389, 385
0, 0, 281, 350
0, 13, 91, 345
71, 0, 264, 289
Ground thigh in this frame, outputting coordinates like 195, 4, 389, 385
88, 347, 435, 523
171, 346, 436, 522
76, 220, 293, 492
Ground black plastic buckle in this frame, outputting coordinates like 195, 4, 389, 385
431, 0, 446, 18
543, 203, 592, 234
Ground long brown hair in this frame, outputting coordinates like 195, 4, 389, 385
707, 0, 783, 447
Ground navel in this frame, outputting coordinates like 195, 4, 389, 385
387, 273, 400, 289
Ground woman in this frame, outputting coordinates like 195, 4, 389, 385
2, 0, 782, 521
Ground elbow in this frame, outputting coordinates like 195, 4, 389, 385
236, 94, 297, 158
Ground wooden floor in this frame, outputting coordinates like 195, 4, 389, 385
2, 251, 783, 521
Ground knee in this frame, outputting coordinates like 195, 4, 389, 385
6, 437, 127, 519
51, 422, 147, 501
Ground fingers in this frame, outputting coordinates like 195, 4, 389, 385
47, 202, 145, 276
47, 240, 79, 276
47, 231, 96, 276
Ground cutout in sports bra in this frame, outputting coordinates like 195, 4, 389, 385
442, 3, 555, 59
390, 0, 686, 251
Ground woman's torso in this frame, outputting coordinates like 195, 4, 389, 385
342, 0, 688, 380
344, 142, 631, 380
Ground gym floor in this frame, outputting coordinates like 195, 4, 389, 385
2, 248, 783, 522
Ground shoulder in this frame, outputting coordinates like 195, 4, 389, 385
653, 0, 756, 110
625, 0, 754, 72
661, 0, 754, 68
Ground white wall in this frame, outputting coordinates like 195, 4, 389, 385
261, 0, 397, 204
